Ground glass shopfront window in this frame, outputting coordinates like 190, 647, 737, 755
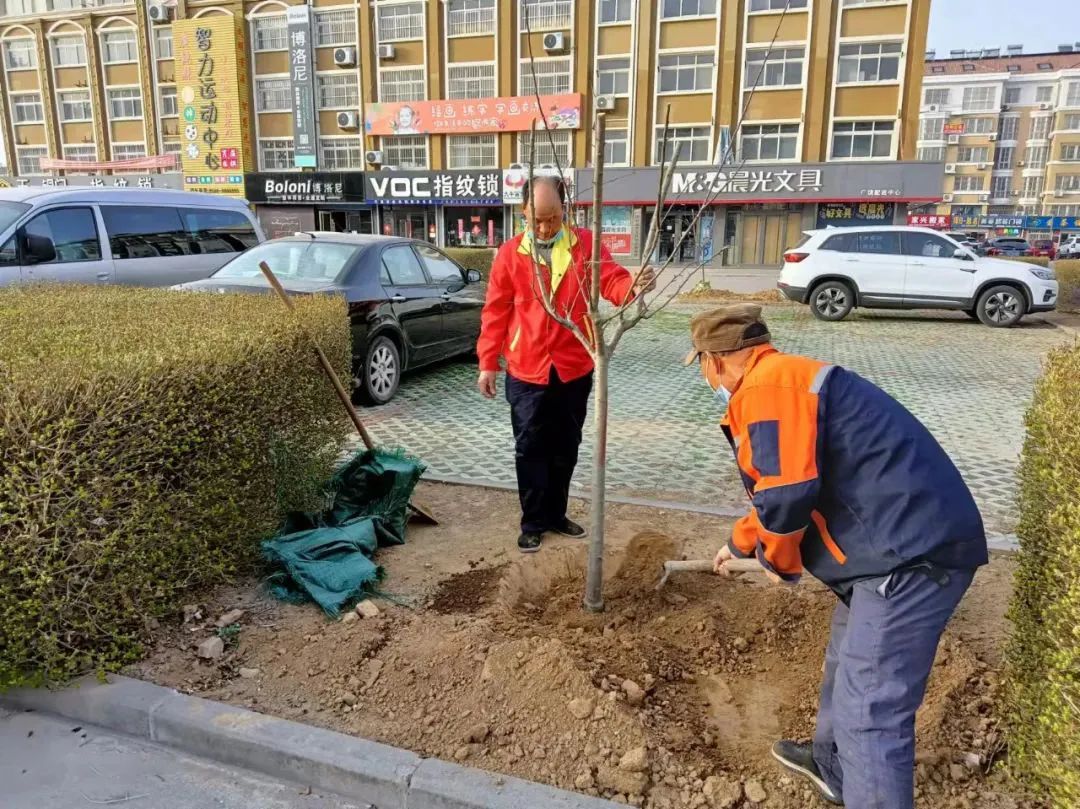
444, 206, 504, 247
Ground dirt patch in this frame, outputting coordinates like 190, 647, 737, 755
678, 288, 785, 304
129, 484, 1029, 809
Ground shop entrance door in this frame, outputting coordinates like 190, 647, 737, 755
318, 209, 373, 234
386, 209, 435, 243
644, 208, 698, 263
739, 212, 803, 266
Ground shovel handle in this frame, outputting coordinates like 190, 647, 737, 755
664, 558, 765, 575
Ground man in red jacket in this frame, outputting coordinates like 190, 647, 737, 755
476, 177, 653, 552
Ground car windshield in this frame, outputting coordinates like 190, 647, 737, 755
212, 240, 359, 282
0, 200, 30, 233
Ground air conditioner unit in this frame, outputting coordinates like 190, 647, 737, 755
942, 194, 954, 202
927, 104, 939, 112
147, 0, 172, 23
1001, 104, 1011, 111
1018, 160, 1026, 166
337, 111, 359, 129
543, 32, 567, 53
334, 47, 357, 67
947, 134, 960, 144
595, 94, 615, 111
365, 150, 383, 165
979, 194, 990, 202
378, 43, 396, 60
988, 133, 998, 141
944, 163, 957, 174
978, 162, 990, 169
1039, 102, 1051, 110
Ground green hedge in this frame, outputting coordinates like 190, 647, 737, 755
1003, 256, 1051, 267
1055, 259, 1080, 313
445, 247, 496, 279
1005, 340, 1080, 806
0, 285, 350, 687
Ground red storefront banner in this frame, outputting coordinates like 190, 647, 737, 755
602, 233, 632, 254
365, 94, 582, 136
942, 123, 965, 135
40, 154, 179, 171
908, 213, 952, 228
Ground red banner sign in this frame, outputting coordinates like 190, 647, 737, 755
943, 123, 965, 135
601, 233, 632, 254
365, 94, 582, 136
40, 154, 179, 171
908, 214, 952, 228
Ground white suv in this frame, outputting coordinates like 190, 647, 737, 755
778, 226, 1058, 327
1060, 235, 1080, 259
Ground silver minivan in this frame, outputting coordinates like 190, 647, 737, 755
0, 187, 264, 287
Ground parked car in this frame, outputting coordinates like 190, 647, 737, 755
1027, 239, 1057, 260
175, 233, 485, 404
778, 226, 1058, 327
0, 187, 263, 287
983, 237, 1031, 257
1059, 234, 1080, 259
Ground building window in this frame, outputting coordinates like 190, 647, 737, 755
162, 141, 181, 157
62, 145, 97, 170
831, 120, 894, 159
749, 0, 806, 9
837, 42, 900, 84
658, 52, 714, 93
654, 125, 711, 164
16, 146, 48, 176
1034, 85, 1053, 103
923, 88, 949, 106
379, 68, 425, 102
317, 73, 359, 109
956, 146, 989, 163
917, 146, 945, 161
377, 2, 423, 42
4, 39, 37, 70
744, 47, 803, 88
739, 123, 798, 161
259, 138, 295, 170
1060, 144, 1080, 162
59, 90, 93, 122
447, 0, 496, 35
599, 0, 631, 24
990, 175, 1010, 199
602, 128, 628, 165
998, 116, 1018, 141
159, 85, 177, 117
953, 175, 985, 192
314, 9, 356, 47
964, 117, 994, 134
447, 134, 497, 168
382, 135, 429, 168
106, 88, 143, 120
101, 30, 138, 65
1022, 175, 1044, 198
596, 57, 631, 96
154, 26, 173, 59
519, 56, 572, 95
51, 35, 86, 67
519, 0, 573, 31
919, 117, 944, 141
319, 138, 363, 170
1062, 113, 1080, 130
112, 143, 146, 161
960, 86, 995, 112
11, 93, 44, 124
1067, 82, 1080, 107
1054, 174, 1080, 194
661, 0, 716, 17
1025, 144, 1048, 168
255, 78, 290, 112
253, 16, 287, 51
1003, 87, 1020, 105
1030, 116, 1051, 140
994, 146, 1014, 169
517, 130, 571, 165
448, 63, 496, 99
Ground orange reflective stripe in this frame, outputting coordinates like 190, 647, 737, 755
509, 326, 521, 353
811, 510, 846, 564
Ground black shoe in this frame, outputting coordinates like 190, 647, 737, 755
770, 741, 843, 806
518, 531, 543, 553
552, 518, 588, 539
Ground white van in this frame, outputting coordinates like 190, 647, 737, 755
0, 187, 264, 287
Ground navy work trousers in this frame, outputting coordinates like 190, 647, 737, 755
813, 566, 975, 809
505, 367, 592, 533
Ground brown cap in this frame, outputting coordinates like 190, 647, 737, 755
682, 304, 771, 365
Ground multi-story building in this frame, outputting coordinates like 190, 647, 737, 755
919, 47, 1080, 233
0, 0, 941, 265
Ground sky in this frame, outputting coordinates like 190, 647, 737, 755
927, 0, 1079, 56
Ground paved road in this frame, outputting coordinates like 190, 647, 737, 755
364, 304, 1068, 535
0, 708, 364, 809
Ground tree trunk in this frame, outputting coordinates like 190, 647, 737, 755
584, 345, 609, 612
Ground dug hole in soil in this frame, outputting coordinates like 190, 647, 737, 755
131, 483, 1028, 809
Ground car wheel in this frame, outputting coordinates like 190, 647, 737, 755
359, 335, 401, 405
809, 280, 854, 322
976, 285, 1025, 328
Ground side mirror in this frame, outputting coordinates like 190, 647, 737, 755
466, 269, 482, 283
953, 248, 972, 260
24, 232, 56, 265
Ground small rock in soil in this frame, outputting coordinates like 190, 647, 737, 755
702, 775, 742, 809
464, 723, 490, 743
238, 667, 260, 679
742, 778, 767, 803
568, 697, 595, 720
950, 763, 970, 782
454, 745, 472, 761
340, 692, 358, 706
196, 636, 224, 660
355, 600, 380, 618
182, 605, 202, 623
215, 609, 245, 628
575, 771, 595, 790
597, 765, 648, 796
622, 680, 646, 707
619, 746, 649, 773
732, 637, 750, 653
341, 612, 358, 624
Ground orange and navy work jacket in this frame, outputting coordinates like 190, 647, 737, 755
722, 346, 987, 599
477, 226, 635, 385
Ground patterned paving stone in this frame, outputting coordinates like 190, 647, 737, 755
362, 304, 1068, 534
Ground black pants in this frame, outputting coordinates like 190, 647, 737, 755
505, 367, 592, 533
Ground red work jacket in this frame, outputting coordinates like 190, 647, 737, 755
477, 226, 636, 384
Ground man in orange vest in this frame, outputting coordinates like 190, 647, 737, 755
686, 304, 987, 809
476, 176, 653, 552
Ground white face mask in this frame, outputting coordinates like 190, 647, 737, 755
712, 381, 732, 408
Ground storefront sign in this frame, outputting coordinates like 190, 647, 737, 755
980, 215, 1025, 228
672, 168, 824, 196
952, 214, 982, 228
364, 170, 502, 205
365, 94, 582, 136
40, 155, 177, 172
287, 5, 317, 169
256, 205, 317, 239
908, 213, 952, 228
817, 202, 895, 227
502, 165, 575, 205
943, 123, 966, 135
0, 173, 182, 189
175, 16, 249, 196
245, 172, 366, 204
1026, 216, 1080, 230
601, 233, 632, 254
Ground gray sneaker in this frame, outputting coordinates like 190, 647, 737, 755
770, 740, 843, 805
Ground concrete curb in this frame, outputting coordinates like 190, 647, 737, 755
1, 675, 620, 809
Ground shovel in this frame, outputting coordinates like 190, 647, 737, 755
655, 557, 768, 591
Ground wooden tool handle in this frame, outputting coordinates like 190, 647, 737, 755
664, 558, 765, 574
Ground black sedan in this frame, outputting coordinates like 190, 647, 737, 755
177, 233, 485, 404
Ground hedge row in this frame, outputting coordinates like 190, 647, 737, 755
445, 247, 497, 279
1005, 339, 1080, 806
1054, 259, 1080, 313
0, 285, 350, 687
